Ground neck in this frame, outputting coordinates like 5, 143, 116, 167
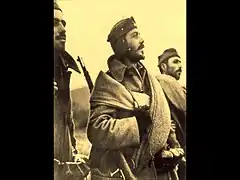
54, 50, 66, 68
54, 49, 65, 56
162, 73, 177, 81
121, 57, 139, 67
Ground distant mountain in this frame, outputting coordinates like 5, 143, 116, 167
71, 86, 91, 129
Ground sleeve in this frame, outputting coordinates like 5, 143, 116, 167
68, 94, 77, 150
167, 119, 181, 148
68, 111, 77, 149
87, 104, 140, 150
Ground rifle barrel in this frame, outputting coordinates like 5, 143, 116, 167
77, 56, 94, 93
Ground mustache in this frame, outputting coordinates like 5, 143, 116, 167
137, 43, 145, 51
176, 68, 182, 73
56, 33, 66, 40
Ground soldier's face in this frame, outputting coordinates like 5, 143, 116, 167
125, 28, 145, 62
54, 9, 66, 51
166, 57, 182, 80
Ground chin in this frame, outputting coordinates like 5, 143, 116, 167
125, 51, 144, 62
175, 76, 180, 80
140, 55, 145, 60
132, 56, 144, 62
55, 46, 65, 52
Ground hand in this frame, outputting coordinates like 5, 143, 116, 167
73, 153, 89, 164
131, 92, 150, 110
156, 148, 185, 168
168, 148, 185, 167
161, 150, 174, 159
169, 148, 185, 158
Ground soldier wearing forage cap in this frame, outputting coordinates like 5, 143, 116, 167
87, 17, 184, 180
156, 48, 186, 180
54, 1, 90, 180
158, 48, 183, 81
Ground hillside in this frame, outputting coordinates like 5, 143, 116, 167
71, 86, 91, 129
71, 86, 92, 156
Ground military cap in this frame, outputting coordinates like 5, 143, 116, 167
158, 48, 181, 66
107, 16, 137, 44
54, 1, 62, 12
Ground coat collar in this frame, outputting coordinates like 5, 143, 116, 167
107, 55, 127, 82
55, 51, 81, 74
160, 74, 185, 89
107, 55, 145, 82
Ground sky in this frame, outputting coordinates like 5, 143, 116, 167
57, 0, 186, 90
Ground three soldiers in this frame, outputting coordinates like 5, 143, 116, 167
53, 2, 186, 179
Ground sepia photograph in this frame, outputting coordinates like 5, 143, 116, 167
54, 0, 186, 179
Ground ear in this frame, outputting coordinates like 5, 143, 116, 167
160, 63, 167, 73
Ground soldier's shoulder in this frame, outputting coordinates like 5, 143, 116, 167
155, 74, 173, 82
94, 70, 113, 84
62, 51, 81, 73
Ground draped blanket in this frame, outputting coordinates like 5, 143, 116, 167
156, 74, 186, 114
90, 70, 171, 170
156, 74, 186, 148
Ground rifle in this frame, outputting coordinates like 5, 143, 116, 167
77, 56, 94, 93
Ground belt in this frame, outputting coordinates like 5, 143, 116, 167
91, 174, 123, 180
54, 159, 90, 178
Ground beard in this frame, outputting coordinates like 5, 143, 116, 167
125, 48, 145, 63
168, 70, 181, 80
174, 73, 181, 80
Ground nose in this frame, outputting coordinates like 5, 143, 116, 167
59, 23, 66, 33
178, 64, 182, 71
139, 35, 144, 44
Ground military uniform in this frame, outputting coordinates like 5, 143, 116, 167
88, 56, 181, 180
156, 74, 186, 180
157, 48, 186, 180
54, 51, 90, 180
87, 17, 183, 180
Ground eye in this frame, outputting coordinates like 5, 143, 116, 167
173, 59, 181, 64
54, 19, 66, 27
54, 19, 59, 26
132, 32, 139, 38
61, 20, 66, 27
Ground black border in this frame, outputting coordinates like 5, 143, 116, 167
4, 0, 54, 179
187, 0, 213, 179
5, 0, 236, 179
186, 0, 235, 179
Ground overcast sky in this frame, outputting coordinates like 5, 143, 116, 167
57, 0, 186, 90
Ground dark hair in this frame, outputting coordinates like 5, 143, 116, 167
163, 48, 178, 54
158, 48, 180, 73
158, 55, 168, 73
54, 1, 62, 12
158, 60, 168, 74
